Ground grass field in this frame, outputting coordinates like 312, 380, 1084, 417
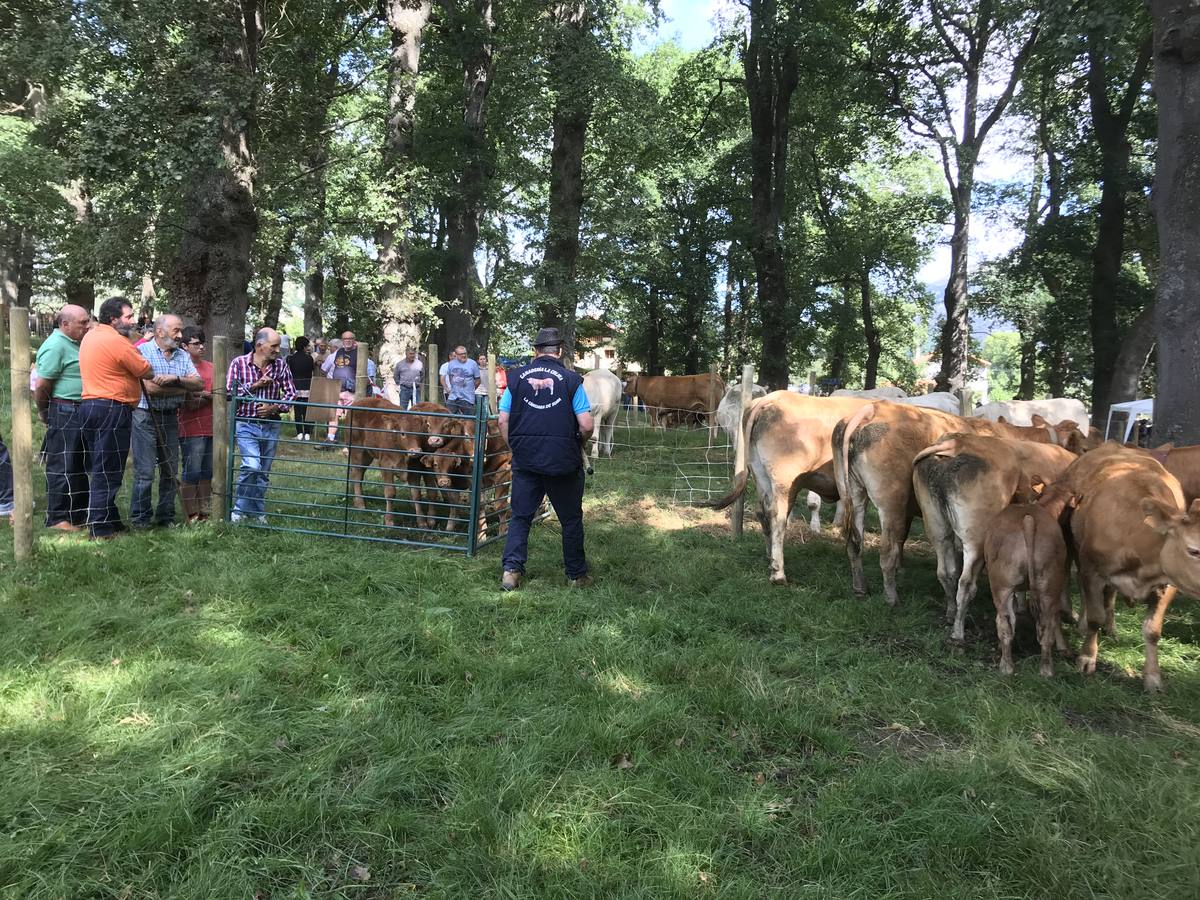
3, 378, 1200, 898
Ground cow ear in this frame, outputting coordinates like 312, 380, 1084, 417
1142, 498, 1179, 534
1028, 474, 1047, 496
1031, 414, 1047, 426
1187, 498, 1200, 523
1155, 442, 1175, 453
997, 415, 1008, 424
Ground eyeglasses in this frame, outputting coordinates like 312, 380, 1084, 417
186, 340, 205, 346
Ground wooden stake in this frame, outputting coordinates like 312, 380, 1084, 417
8, 306, 34, 559
708, 362, 719, 446
427, 342, 440, 403
487, 352, 497, 412
355, 342, 370, 400
211, 336, 229, 521
731, 363, 754, 539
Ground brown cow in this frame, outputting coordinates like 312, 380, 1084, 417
624, 373, 725, 426
833, 402, 1088, 607
1062, 443, 1200, 691
419, 416, 512, 535
345, 398, 452, 526
911, 432, 1077, 642
705, 391, 875, 584
1137, 443, 1200, 504
983, 479, 1076, 677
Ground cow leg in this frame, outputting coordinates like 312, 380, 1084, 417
1103, 588, 1118, 638
1038, 574, 1067, 678
1076, 568, 1109, 676
604, 414, 616, 457
806, 491, 821, 532
382, 467, 395, 527
766, 487, 792, 585
350, 450, 369, 510
1142, 585, 1177, 693
832, 499, 844, 532
950, 542, 985, 642
846, 483, 870, 596
933, 534, 962, 623
996, 588, 1017, 676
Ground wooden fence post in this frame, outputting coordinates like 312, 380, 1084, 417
808, 370, 817, 395
708, 362, 719, 446
487, 352, 497, 412
8, 307, 34, 559
427, 342, 440, 403
731, 363, 754, 540
211, 336, 229, 521
355, 343, 370, 400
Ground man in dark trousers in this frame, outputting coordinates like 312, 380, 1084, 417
497, 327, 594, 590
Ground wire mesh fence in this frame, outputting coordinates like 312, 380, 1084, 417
581, 401, 736, 505
225, 396, 514, 554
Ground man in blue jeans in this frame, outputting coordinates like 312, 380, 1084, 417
497, 327, 594, 590
131, 314, 202, 528
226, 327, 295, 523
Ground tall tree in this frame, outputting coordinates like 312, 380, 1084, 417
168, 0, 261, 344
743, 0, 800, 390
376, 0, 435, 388
1150, 0, 1200, 443
872, 0, 1040, 392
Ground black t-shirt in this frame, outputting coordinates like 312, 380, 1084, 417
287, 351, 315, 391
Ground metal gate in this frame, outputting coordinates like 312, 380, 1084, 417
223, 396, 512, 555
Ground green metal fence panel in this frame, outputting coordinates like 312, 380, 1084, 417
224, 394, 514, 555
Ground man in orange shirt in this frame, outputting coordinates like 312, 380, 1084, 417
78, 296, 173, 539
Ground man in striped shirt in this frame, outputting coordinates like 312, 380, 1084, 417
226, 327, 296, 523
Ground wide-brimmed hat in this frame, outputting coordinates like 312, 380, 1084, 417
533, 327, 563, 348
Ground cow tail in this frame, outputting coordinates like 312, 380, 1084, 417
839, 403, 876, 552
1022, 514, 1037, 602
912, 439, 958, 466
701, 395, 760, 510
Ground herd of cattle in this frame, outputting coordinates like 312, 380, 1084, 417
706, 388, 1200, 692
338, 371, 1200, 691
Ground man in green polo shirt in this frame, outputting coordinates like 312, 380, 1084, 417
35, 304, 91, 531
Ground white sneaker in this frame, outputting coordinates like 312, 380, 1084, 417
255, 516, 268, 525
231, 512, 245, 523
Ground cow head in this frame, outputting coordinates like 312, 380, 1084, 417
1143, 497, 1200, 597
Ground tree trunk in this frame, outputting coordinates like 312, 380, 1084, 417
438, 0, 495, 354
744, 0, 799, 391
1086, 35, 1152, 425
861, 265, 880, 389
1109, 300, 1156, 405
140, 274, 156, 321
15, 228, 33, 307
722, 251, 735, 376
376, 0, 434, 391
167, 0, 259, 344
935, 186, 971, 391
538, 1, 591, 364
1017, 316, 1037, 400
62, 180, 96, 310
647, 285, 663, 376
303, 254, 324, 338
263, 228, 294, 329
1151, 0, 1200, 443
0, 225, 20, 324
332, 258, 351, 334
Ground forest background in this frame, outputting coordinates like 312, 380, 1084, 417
2, 0, 1196, 434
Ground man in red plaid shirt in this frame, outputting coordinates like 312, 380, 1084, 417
226, 327, 295, 523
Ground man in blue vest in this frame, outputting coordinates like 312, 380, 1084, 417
498, 327, 594, 590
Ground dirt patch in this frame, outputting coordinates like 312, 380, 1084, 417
857, 719, 962, 760
591, 496, 735, 533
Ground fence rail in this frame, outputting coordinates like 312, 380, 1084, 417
225, 396, 513, 554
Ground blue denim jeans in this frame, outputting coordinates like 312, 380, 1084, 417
80, 399, 132, 536
131, 407, 181, 527
44, 401, 89, 526
0, 433, 13, 516
398, 384, 418, 409
180, 435, 213, 484
502, 467, 587, 580
234, 420, 281, 517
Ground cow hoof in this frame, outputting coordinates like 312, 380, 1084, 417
769, 574, 788, 586
1039, 664, 1054, 678
950, 642, 966, 658
1144, 673, 1164, 693
1103, 624, 1117, 639
998, 661, 1015, 677
1076, 655, 1097, 676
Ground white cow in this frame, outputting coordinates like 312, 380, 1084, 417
583, 368, 623, 462
832, 386, 908, 400
973, 398, 1089, 427
718, 383, 826, 532
898, 392, 962, 414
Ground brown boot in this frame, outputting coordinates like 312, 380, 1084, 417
567, 574, 594, 589
501, 571, 523, 592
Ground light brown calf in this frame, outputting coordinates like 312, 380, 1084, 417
911, 433, 1077, 641
833, 402, 1087, 607
983, 480, 1075, 677
1062, 444, 1200, 691
1137, 443, 1200, 504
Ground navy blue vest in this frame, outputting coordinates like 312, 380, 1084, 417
507, 356, 585, 474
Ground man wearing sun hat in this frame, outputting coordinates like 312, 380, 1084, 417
496, 327, 594, 591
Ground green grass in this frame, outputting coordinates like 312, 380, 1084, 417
3, 378, 1200, 898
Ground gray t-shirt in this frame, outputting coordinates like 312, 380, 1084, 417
393, 357, 424, 389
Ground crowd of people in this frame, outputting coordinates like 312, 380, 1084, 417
0, 300, 521, 543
